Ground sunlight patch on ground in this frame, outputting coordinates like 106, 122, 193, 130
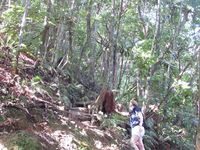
105, 132, 112, 138
59, 115, 70, 125
104, 144, 118, 150
90, 128, 104, 137
0, 143, 8, 150
94, 140, 103, 149
51, 130, 77, 150
80, 129, 87, 136
34, 131, 55, 145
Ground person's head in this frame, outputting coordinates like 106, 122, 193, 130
129, 99, 138, 111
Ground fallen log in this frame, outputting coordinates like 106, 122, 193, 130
74, 101, 94, 107
69, 107, 89, 113
68, 110, 92, 121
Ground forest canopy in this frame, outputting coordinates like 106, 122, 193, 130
0, 0, 200, 150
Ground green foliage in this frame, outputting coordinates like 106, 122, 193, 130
2, 1, 46, 54
159, 101, 196, 149
10, 131, 41, 150
143, 118, 159, 150
2, 5, 24, 43
160, 124, 195, 150
31, 75, 42, 85
0, 116, 5, 122
0, 0, 199, 149
144, 133, 158, 150
134, 39, 156, 76
100, 113, 127, 128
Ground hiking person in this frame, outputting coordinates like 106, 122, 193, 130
115, 99, 145, 150
129, 99, 145, 150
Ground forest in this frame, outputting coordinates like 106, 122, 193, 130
0, 0, 200, 150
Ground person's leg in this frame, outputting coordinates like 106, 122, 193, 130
130, 135, 139, 150
136, 137, 145, 150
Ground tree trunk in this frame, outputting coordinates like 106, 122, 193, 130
196, 124, 200, 150
109, 0, 116, 89
18, 0, 29, 48
102, 47, 110, 88
163, 57, 172, 118
15, 0, 30, 73
89, 15, 97, 81
150, 0, 161, 53
79, 0, 93, 64
196, 46, 200, 150
136, 69, 141, 99
68, 0, 74, 61
0, 0, 5, 15
117, 53, 125, 89
41, 0, 52, 64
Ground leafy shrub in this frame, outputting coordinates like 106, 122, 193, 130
10, 131, 42, 150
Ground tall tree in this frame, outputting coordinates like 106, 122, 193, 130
196, 46, 200, 150
14, 0, 30, 73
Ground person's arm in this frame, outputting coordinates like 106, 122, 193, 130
115, 109, 129, 117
